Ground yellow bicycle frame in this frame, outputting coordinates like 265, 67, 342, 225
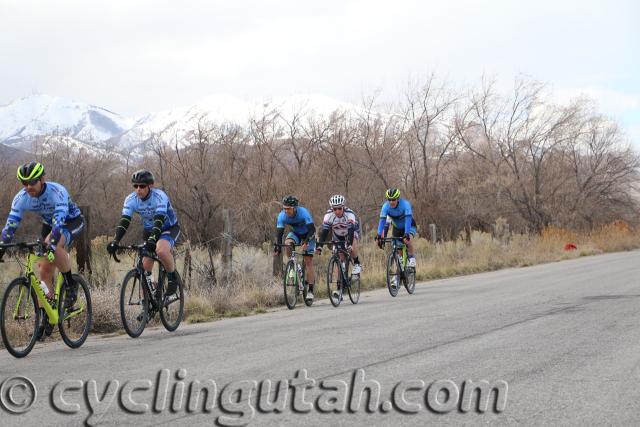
17, 252, 64, 325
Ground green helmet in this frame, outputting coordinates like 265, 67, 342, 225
17, 162, 45, 182
385, 187, 400, 200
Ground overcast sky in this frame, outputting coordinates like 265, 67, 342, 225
1, 0, 638, 142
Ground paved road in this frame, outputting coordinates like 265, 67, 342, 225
1, 251, 640, 426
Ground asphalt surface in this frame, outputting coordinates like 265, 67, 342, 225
1, 251, 640, 426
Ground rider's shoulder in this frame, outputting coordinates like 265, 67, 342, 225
124, 192, 138, 204
12, 188, 29, 203
150, 188, 170, 200
46, 181, 68, 197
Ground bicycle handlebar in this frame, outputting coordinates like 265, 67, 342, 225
110, 243, 147, 263
0, 241, 44, 250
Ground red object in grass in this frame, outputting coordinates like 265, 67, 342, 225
564, 243, 577, 251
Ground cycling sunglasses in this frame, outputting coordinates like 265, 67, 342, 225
332, 206, 344, 211
21, 178, 40, 186
133, 184, 148, 189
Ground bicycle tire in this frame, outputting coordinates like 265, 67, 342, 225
327, 256, 342, 307
59, 274, 93, 348
404, 266, 416, 294
348, 260, 360, 305
283, 260, 298, 309
119, 269, 149, 338
1, 277, 40, 358
159, 269, 184, 332
386, 251, 401, 297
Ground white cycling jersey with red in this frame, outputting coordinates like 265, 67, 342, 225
321, 208, 360, 238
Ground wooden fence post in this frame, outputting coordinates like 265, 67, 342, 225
429, 223, 437, 244
76, 205, 92, 276
222, 209, 232, 279
272, 247, 283, 277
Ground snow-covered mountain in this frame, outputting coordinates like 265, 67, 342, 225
0, 93, 366, 153
0, 94, 134, 146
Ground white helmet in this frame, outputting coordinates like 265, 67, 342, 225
329, 194, 345, 207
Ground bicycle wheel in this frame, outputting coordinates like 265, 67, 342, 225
404, 266, 416, 294
1, 277, 40, 358
348, 261, 360, 304
159, 269, 184, 332
327, 256, 342, 307
119, 269, 149, 338
283, 260, 298, 309
298, 257, 317, 307
386, 251, 401, 297
59, 274, 93, 348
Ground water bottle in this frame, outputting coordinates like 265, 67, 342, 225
39, 281, 51, 299
341, 261, 346, 272
145, 271, 155, 290
296, 263, 303, 280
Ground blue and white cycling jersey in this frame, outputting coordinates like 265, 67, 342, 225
377, 198, 415, 235
1, 182, 81, 242
276, 206, 315, 237
122, 188, 178, 231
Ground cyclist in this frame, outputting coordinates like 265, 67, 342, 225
375, 188, 417, 288
315, 194, 362, 275
273, 195, 317, 303
106, 170, 181, 296
0, 162, 84, 309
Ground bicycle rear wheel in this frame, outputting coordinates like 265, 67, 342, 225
59, 274, 93, 348
1, 278, 40, 358
327, 256, 342, 307
159, 269, 184, 332
283, 260, 298, 309
386, 251, 401, 297
119, 270, 149, 338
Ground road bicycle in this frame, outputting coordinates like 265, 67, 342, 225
318, 240, 360, 307
381, 237, 416, 297
111, 243, 184, 338
276, 243, 313, 309
0, 241, 92, 358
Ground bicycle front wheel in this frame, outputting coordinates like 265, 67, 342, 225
348, 267, 360, 304
1, 277, 40, 358
119, 270, 149, 338
327, 256, 342, 307
386, 251, 401, 297
283, 260, 298, 309
59, 274, 93, 349
404, 266, 416, 294
159, 270, 184, 332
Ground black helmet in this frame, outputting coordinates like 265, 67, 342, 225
282, 195, 299, 207
131, 169, 155, 185
17, 161, 45, 182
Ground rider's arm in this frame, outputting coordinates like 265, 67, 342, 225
1, 192, 26, 244
275, 227, 284, 246
404, 215, 413, 235
305, 222, 316, 242
49, 202, 70, 251
402, 200, 414, 235
317, 227, 329, 248
147, 190, 169, 243
347, 222, 355, 246
147, 213, 166, 243
113, 215, 132, 241
377, 202, 389, 235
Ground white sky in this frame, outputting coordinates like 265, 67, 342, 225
1, 0, 638, 141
